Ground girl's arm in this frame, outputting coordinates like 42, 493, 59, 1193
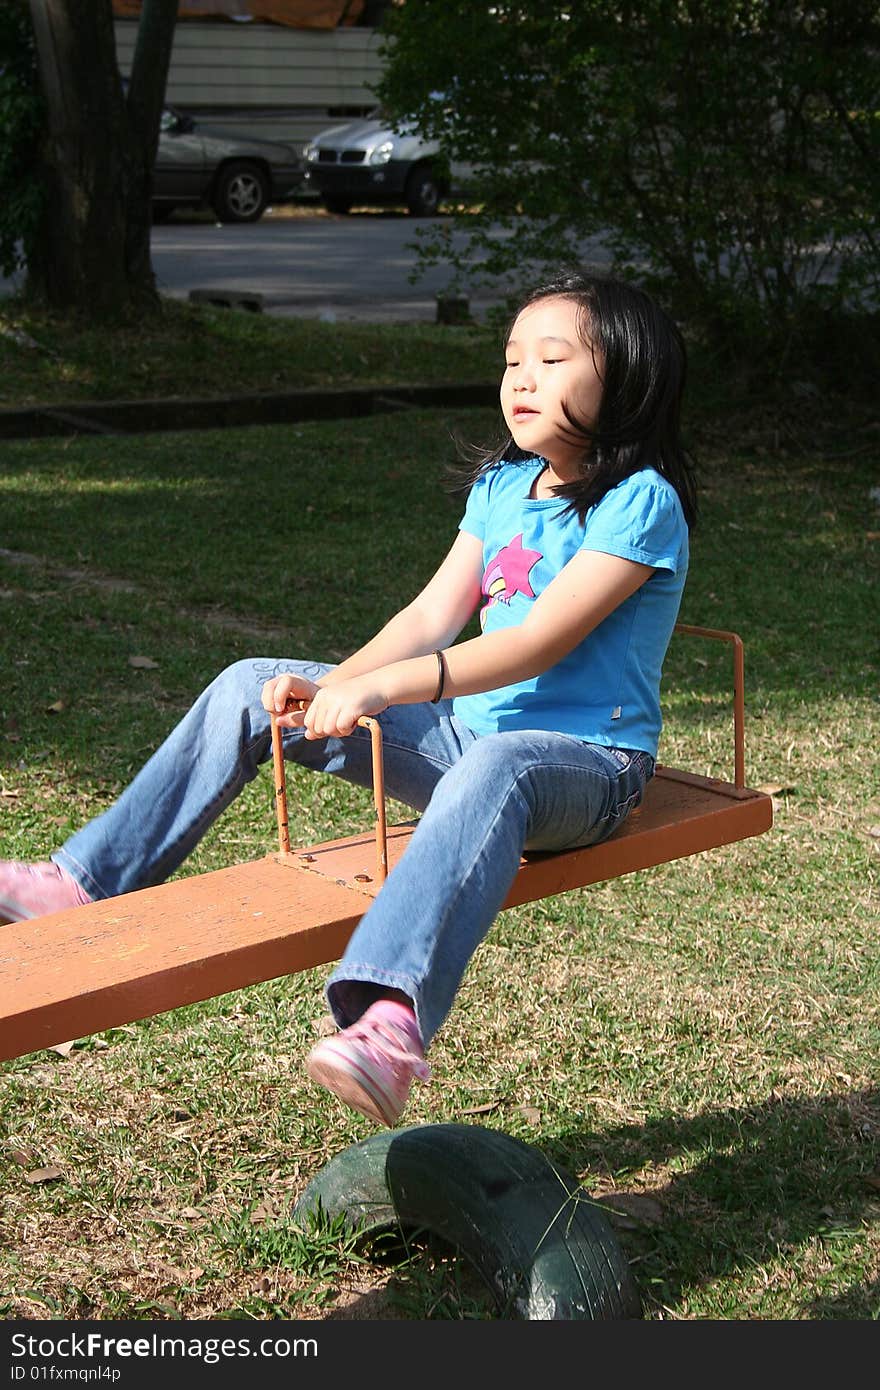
442, 549, 653, 695
263, 530, 484, 725
291, 548, 652, 739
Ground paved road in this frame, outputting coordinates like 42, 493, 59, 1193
1, 209, 611, 323
150, 209, 524, 323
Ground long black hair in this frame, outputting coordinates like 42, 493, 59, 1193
455, 272, 698, 529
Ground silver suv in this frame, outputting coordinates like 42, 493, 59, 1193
303, 109, 465, 216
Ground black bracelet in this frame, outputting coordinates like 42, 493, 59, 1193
430, 649, 446, 703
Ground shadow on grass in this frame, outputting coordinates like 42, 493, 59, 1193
550, 1086, 880, 1318
806, 1276, 880, 1320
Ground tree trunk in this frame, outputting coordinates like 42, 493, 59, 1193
26, 0, 177, 320
124, 0, 179, 301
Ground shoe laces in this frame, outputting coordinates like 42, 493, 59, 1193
348, 1016, 430, 1081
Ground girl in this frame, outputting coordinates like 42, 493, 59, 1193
0, 273, 696, 1129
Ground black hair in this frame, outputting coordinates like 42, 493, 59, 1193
455, 272, 697, 529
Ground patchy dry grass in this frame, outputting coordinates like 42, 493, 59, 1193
0, 394, 878, 1320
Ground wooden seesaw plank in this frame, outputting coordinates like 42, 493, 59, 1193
296, 767, 772, 908
0, 856, 366, 1063
0, 767, 772, 1063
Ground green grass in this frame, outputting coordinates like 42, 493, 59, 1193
0, 297, 497, 408
0, 317, 878, 1320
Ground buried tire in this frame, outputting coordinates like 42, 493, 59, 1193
292, 1122, 642, 1320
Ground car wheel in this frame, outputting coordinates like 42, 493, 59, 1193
211, 161, 270, 223
322, 195, 353, 215
405, 164, 441, 216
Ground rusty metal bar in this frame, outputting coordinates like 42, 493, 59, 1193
270, 702, 388, 882
269, 711, 291, 855
357, 716, 388, 884
673, 624, 746, 788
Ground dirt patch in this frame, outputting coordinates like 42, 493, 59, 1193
0, 546, 294, 646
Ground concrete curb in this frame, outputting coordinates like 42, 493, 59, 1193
0, 382, 498, 441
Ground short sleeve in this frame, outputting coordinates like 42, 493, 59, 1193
458, 470, 490, 541
581, 472, 686, 573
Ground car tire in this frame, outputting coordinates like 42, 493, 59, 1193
211, 161, 270, 223
293, 1123, 643, 1320
322, 194, 353, 215
405, 164, 442, 217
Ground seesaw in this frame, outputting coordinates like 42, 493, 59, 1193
0, 624, 773, 1318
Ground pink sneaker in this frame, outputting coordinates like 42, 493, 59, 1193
0, 860, 93, 923
306, 998, 430, 1127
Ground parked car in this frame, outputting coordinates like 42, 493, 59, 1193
302, 108, 470, 216
152, 102, 303, 223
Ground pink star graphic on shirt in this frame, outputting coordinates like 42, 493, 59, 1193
481, 533, 543, 611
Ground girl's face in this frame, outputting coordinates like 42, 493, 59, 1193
500, 295, 604, 475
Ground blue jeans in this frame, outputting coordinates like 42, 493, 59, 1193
55, 658, 653, 1047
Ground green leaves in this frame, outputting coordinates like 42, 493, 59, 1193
378, 0, 880, 356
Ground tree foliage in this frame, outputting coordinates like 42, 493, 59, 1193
0, 2, 44, 279
378, 1, 880, 356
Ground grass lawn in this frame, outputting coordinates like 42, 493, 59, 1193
0, 297, 497, 408
0, 304, 878, 1320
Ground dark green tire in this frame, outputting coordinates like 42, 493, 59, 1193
292, 1122, 642, 1320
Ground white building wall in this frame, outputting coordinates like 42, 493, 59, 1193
114, 19, 386, 150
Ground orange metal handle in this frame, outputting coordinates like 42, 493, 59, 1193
673, 624, 746, 788
269, 703, 388, 884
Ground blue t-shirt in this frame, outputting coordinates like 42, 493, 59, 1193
453, 459, 689, 757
